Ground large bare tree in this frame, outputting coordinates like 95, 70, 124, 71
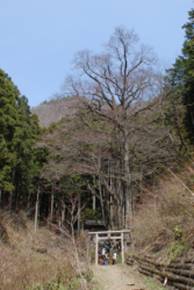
66, 27, 161, 227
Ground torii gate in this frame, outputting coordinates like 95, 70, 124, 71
88, 229, 131, 265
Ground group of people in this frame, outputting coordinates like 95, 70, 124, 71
99, 241, 118, 265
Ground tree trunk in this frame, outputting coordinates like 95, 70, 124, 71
50, 192, 54, 222
123, 130, 132, 228
0, 189, 2, 207
34, 186, 40, 233
98, 176, 106, 225
77, 192, 81, 233
92, 193, 96, 211
9, 191, 13, 211
61, 201, 66, 226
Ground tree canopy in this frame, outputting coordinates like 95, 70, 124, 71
168, 9, 194, 141
0, 69, 42, 209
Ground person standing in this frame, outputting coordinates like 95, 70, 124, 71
101, 247, 106, 265
112, 252, 117, 265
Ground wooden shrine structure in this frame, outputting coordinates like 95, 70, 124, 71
88, 229, 131, 265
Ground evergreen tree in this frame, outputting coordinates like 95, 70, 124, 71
0, 69, 19, 194
12, 96, 40, 208
0, 69, 40, 208
169, 9, 194, 140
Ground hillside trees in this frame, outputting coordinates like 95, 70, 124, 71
31, 26, 187, 230
39, 94, 184, 230
35, 27, 187, 230
0, 69, 42, 210
168, 9, 194, 141
65, 27, 176, 227
0, 26, 188, 233
0, 69, 19, 196
38, 116, 92, 231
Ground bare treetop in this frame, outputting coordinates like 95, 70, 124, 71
69, 27, 159, 113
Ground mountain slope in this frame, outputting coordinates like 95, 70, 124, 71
32, 96, 81, 127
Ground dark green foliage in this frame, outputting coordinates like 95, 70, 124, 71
0, 69, 42, 209
168, 9, 194, 141
0, 69, 18, 192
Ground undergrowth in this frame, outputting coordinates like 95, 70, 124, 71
167, 240, 187, 261
133, 166, 194, 260
143, 277, 167, 290
0, 211, 92, 290
28, 278, 80, 290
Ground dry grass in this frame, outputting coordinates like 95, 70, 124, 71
133, 168, 194, 259
0, 212, 84, 290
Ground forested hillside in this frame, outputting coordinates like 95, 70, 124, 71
32, 96, 81, 127
1, 7, 194, 290
32, 26, 188, 231
0, 69, 44, 211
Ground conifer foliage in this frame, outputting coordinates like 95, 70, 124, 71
0, 69, 41, 209
169, 9, 194, 140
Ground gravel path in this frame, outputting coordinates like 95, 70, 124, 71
92, 265, 146, 290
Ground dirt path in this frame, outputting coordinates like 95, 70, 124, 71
92, 265, 146, 290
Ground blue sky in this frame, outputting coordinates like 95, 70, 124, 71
0, 0, 193, 107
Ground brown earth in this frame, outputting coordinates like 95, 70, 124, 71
92, 265, 146, 290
